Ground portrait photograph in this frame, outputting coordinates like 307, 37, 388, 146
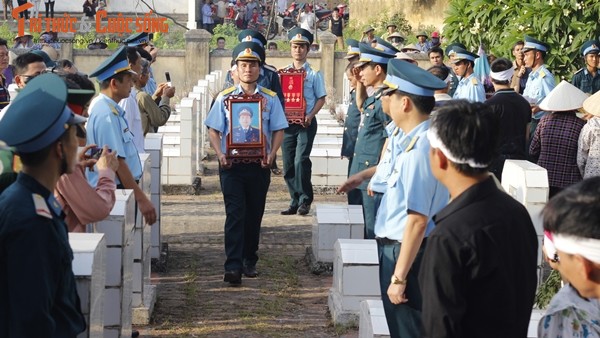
229, 101, 262, 145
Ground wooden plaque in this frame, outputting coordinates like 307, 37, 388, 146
224, 93, 267, 165
278, 68, 306, 125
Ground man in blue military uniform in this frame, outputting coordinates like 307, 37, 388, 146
205, 41, 288, 285
340, 61, 362, 205
572, 39, 600, 94
0, 74, 87, 337
373, 59, 449, 337
86, 46, 157, 226
280, 27, 327, 216
522, 35, 556, 140
341, 42, 394, 239
451, 47, 485, 102
231, 107, 261, 143
223, 29, 285, 106
122, 32, 157, 96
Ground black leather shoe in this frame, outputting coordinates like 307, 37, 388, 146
297, 203, 311, 215
280, 206, 298, 215
243, 266, 258, 278
223, 270, 242, 285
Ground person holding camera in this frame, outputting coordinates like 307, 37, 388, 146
55, 73, 119, 232
135, 59, 174, 135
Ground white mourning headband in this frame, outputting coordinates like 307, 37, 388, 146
490, 68, 514, 82
553, 233, 600, 264
426, 127, 489, 168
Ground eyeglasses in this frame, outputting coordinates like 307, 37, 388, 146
21, 70, 49, 84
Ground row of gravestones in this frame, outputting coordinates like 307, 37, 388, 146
314, 161, 550, 338
69, 134, 164, 338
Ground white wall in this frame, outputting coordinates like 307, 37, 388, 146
54, 0, 189, 15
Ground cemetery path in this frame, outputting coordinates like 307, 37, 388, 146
137, 159, 357, 337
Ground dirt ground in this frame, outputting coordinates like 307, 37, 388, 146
137, 160, 358, 338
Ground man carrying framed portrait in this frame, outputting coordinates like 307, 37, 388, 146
204, 41, 288, 286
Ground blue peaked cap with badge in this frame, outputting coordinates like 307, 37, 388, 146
288, 27, 313, 45
356, 42, 396, 67
382, 59, 447, 97
123, 32, 150, 47
444, 42, 466, 57
89, 46, 138, 82
232, 41, 264, 63
0, 73, 86, 153
522, 35, 550, 52
238, 106, 253, 117
450, 47, 479, 64
374, 37, 400, 55
238, 29, 267, 48
581, 40, 600, 56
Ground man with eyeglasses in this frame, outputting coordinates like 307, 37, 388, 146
0, 52, 46, 121
0, 39, 10, 111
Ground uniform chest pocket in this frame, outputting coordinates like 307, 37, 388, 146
122, 128, 134, 144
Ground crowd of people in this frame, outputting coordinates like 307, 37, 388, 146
0, 32, 176, 336
335, 34, 600, 337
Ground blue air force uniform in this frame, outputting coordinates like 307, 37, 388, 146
281, 28, 327, 212
521, 35, 556, 138
0, 74, 87, 337
571, 40, 600, 94
85, 46, 141, 188
348, 42, 395, 239
204, 41, 288, 277
341, 89, 362, 205
450, 48, 485, 102
373, 60, 449, 338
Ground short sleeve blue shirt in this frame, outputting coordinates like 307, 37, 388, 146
86, 93, 142, 187
374, 120, 449, 241
284, 62, 327, 114
369, 122, 404, 194
523, 65, 556, 119
453, 73, 485, 103
204, 84, 289, 154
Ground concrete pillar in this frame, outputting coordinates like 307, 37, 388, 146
58, 32, 74, 62
184, 29, 212, 95
318, 31, 337, 91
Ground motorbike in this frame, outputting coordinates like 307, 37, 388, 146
279, 2, 333, 33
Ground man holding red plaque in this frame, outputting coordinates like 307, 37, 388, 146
280, 28, 327, 216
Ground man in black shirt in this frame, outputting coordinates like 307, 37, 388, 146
329, 8, 344, 50
419, 100, 538, 338
485, 57, 532, 179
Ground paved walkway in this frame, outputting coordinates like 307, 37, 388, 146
138, 159, 359, 337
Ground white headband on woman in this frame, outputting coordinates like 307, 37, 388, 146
553, 233, 600, 264
490, 68, 514, 82
426, 127, 489, 168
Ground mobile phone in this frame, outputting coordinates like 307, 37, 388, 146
165, 72, 171, 87
86, 146, 103, 159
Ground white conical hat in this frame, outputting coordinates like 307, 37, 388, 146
583, 89, 600, 116
539, 80, 588, 112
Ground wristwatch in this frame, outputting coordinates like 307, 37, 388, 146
391, 274, 407, 285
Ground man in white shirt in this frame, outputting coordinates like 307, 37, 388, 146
297, 4, 316, 35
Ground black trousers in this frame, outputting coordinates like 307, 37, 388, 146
219, 163, 271, 271
346, 157, 362, 205
282, 121, 317, 208
45, 0, 54, 18
17, 0, 28, 18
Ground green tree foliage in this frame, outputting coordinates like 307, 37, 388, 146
444, 0, 600, 79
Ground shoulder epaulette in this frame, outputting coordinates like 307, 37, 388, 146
260, 87, 276, 97
263, 64, 277, 73
471, 77, 478, 85
539, 70, 546, 78
221, 86, 236, 96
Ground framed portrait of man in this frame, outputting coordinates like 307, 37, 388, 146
225, 93, 266, 163
278, 68, 306, 125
